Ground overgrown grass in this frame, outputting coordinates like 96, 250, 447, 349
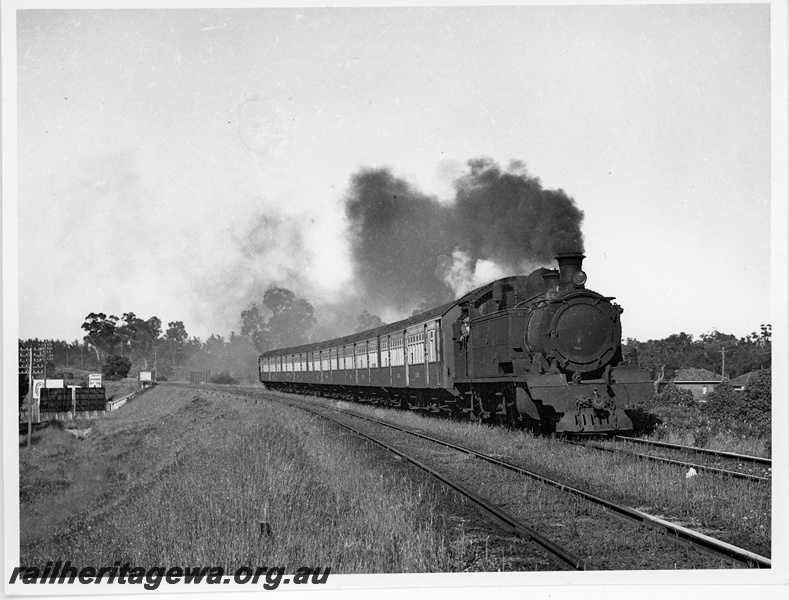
627, 400, 770, 457
20, 388, 464, 572
299, 396, 770, 556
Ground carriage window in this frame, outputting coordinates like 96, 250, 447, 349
407, 332, 425, 364
330, 347, 338, 371
356, 343, 368, 369
391, 337, 404, 366
381, 339, 389, 367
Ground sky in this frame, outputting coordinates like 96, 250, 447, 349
4, 1, 783, 346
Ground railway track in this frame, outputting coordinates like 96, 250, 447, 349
616, 435, 771, 466
566, 436, 772, 483
201, 384, 770, 570
305, 398, 769, 568
183, 384, 585, 570
280, 399, 590, 571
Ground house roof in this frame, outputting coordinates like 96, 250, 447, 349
730, 371, 759, 387
673, 368, 723, 383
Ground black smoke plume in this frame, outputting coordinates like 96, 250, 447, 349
344, 168, 455, 312
344, 158, 584, 314
453, 158, 585, 266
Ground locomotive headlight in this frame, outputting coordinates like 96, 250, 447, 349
572, 270, 587, 286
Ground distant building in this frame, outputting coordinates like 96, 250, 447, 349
672, 368, 723, 399
729, 371, 760, 392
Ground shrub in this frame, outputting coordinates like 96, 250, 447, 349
637, 384, 707, 441
210, 371, 238, 385
656, 383, 696, 407
624, 405, 663, 436
103, 356, 132, 381
702, 370, 771, 438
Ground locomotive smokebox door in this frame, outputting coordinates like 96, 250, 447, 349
548, 299, 620, 374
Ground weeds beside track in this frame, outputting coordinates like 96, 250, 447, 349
565, 438, 770, 483
259, 391, 770, 570
199, 383, 770, 559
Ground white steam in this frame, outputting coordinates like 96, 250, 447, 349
439, 248, 508, 297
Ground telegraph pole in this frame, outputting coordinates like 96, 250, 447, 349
720, 345, 726, 381
27, 348, 33, 449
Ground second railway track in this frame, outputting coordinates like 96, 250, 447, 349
567, 436, 772, 483
196, 384, 771, 570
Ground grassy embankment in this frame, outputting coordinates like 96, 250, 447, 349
19, 386, 469, 572
18, 382, 771, 571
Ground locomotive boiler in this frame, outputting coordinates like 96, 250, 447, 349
258, 253, 652, 434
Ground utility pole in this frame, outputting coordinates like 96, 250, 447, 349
27, 348, 33, 449
720, 345, 726, 381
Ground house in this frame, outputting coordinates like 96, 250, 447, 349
672, 368, 723, 399
729, 371, 760, 392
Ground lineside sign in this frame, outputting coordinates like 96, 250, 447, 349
32, 379, 65, 400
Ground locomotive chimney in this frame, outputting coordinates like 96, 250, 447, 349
555, 252, 586, 291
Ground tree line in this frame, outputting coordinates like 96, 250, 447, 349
625, 324, 771, 387
20, 286, 363, 384
21, 285, 771, 388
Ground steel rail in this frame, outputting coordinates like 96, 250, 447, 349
265, 394, 590, 571
564, 440, 769, 483
615, 436, 772, 466
297, 397, 771, 569
185, 384, 771, 569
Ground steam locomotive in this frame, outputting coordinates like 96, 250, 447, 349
258, 253, 652, 434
